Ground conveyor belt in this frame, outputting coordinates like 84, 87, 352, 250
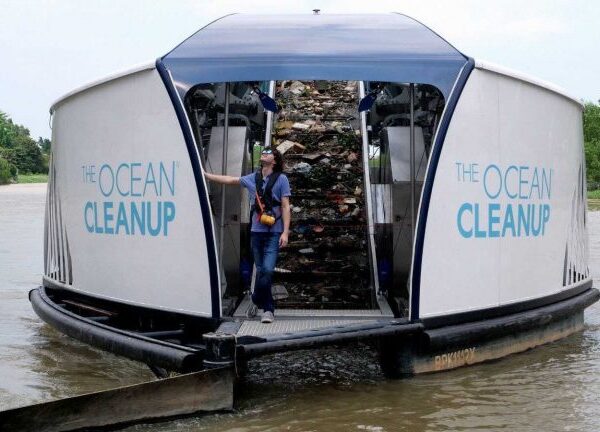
268, 80, 377, 309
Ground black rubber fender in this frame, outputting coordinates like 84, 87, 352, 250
29, 287, 203, 372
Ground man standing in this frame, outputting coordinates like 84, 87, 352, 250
204, 148, 291, 323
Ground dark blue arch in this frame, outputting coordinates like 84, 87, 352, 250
156, 59, 221, 321
410, 57, 475, 320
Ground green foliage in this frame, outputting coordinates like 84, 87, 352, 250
587, 189, 600, 199
584, 101, 600, 190
0, 147, 16, 166
0, 113, 15, 148
16, 173, 48, 183
0, 110, 49, 175
0, 157, 16, 185
42, 153, 49, 172
37, 137, 51, 153
585, 139, 600, 184
13, 135, 44, 174
584, 102, 600, 143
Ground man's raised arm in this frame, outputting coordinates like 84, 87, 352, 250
204, 172, 240, 185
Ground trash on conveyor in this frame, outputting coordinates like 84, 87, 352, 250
270, 284, 289, 300
277, 140, 305, 155
271, 80, 373, 310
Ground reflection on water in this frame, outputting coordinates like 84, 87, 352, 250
1, 183, 599, 431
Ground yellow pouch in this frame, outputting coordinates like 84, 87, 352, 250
259, 213, 276, 226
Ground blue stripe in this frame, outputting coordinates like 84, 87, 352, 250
410, 57, 475, 321
155, 59, 221, 320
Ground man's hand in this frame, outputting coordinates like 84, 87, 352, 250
279, 231, 289, 248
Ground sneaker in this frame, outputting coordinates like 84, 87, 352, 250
246, 304, 258, 318
261, 311, 274, 324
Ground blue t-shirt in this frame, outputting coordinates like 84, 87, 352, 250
240, 171, 291, 233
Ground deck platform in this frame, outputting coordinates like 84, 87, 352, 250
230, 293, 394, 337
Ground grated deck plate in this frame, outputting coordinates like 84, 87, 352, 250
233, 294, 393, 320
236, 318, 375, 337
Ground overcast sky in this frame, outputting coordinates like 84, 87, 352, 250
1, 0, 599, 139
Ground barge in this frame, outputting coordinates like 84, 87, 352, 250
32, 13, 599, 379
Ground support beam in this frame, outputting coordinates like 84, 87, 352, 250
264, 80, 276, 147
358, 81, 380, 294
218, 83, 231, 295
409, 83, 416, 241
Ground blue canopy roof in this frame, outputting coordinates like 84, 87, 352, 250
161, 14, 469, 99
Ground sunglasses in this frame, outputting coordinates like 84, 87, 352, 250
261, 148, 273, 155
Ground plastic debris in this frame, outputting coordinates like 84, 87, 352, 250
302, 153, 322, 161
292, 162, 312, 174
289, 80, 306, 95
277, 140, 302, 155
271, 284, 289, 300
292, 122, 310, 131
338, 204, 350, 214
274, 268, 291, 274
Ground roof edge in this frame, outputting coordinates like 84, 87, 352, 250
160, 13, 238, 61
392, 12, 468, 61
475, 59, 583, 108
50, 61, 156, 112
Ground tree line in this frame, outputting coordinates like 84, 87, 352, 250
584, 101, 600, 190
0, 111, 50, 184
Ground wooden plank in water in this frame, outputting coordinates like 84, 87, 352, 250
0, 367, 234, 432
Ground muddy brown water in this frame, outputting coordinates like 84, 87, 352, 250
1, 183, 599, 431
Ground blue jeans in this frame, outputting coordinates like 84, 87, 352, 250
250, 232, 280, 313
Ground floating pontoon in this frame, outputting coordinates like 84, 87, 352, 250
31, 13, 598, 381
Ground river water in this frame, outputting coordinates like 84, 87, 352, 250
1, 183, 599, 431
